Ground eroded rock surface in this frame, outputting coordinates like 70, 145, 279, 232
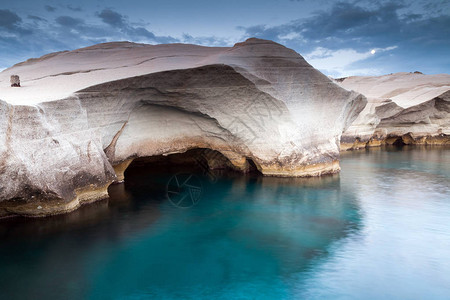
0, 38, 365, 217
338, 73, 450, 150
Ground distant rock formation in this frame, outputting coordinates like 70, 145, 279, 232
0, 38, 366, 217
337, 73, 450, 150
10, 75, 20, 87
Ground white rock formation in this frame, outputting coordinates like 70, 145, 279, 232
0, 38, 365, 217
338, 72, 450, 150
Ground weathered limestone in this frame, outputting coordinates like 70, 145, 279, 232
0, 38, 366, 217
338, 73, 450, 150
0, 99, 116, 217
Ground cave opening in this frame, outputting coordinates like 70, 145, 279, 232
109, 148, 262, 209
392, 137, 406, 147
245, 157, 260, 174
116, 148, 263, 206
124, 148, 239, 181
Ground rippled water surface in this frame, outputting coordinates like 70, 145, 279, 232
1, 147, 449, 299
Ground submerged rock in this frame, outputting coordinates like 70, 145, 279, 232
0, 38, 366, 217
338, 73, 450, 150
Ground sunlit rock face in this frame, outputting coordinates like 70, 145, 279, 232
338, 73, 450, 150
0, 38, 365, 217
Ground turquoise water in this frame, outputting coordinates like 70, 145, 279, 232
0, 147, 449, 299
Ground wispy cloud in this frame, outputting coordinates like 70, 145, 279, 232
97, 9, 126, 28
0, 8, 181, 69
66, 5, 82, 12
0, 1, 448, 76
44, 5, 56, 12
238, 1, 450, 75
0, 9, 32, 35
96, 9, 177, 43
181, 33, 237, 46
55, 16, 84, 27
304, 46, 398, 77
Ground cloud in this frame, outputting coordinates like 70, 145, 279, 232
96, 8, 177, 43
0, 9, 31, 35
67, 5, 82, 12
0, 1, 447, 76
238, 1, 450, 75
402, 13, 423, 22
302, 2, 404, 40
44, 5, 56, 12
0, 9, 22, 30
97, 9, 126, 28
55, 16, 84, 27
28, 15, 47, 22
304, 46, 398, 77
237, 24, 281, 42
422, 0, 450, 15
239, 2, 407, 52
181, 33, 237, 46
0, 7, 182, 69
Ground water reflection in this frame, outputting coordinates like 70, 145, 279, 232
0, 161, 363, 299
296, 146, 450, 299
0, 146, 444, 299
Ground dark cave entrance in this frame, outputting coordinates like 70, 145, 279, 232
112, 149, 261, 207
392, 137, 406, 147
245, 158, 260, 173
123, 148, 261, 182
386, 133, 415, 148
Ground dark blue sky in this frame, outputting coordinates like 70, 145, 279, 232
0, 0, 449, 76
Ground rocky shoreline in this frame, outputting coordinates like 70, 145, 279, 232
1, 40, 449, 218
338, 73, 450, 150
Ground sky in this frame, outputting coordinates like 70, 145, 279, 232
0, 0, 449, 77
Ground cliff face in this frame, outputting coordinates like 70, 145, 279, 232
338, 73, 450, 150
0, 38, 366, 217
0, 99, 116, 217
